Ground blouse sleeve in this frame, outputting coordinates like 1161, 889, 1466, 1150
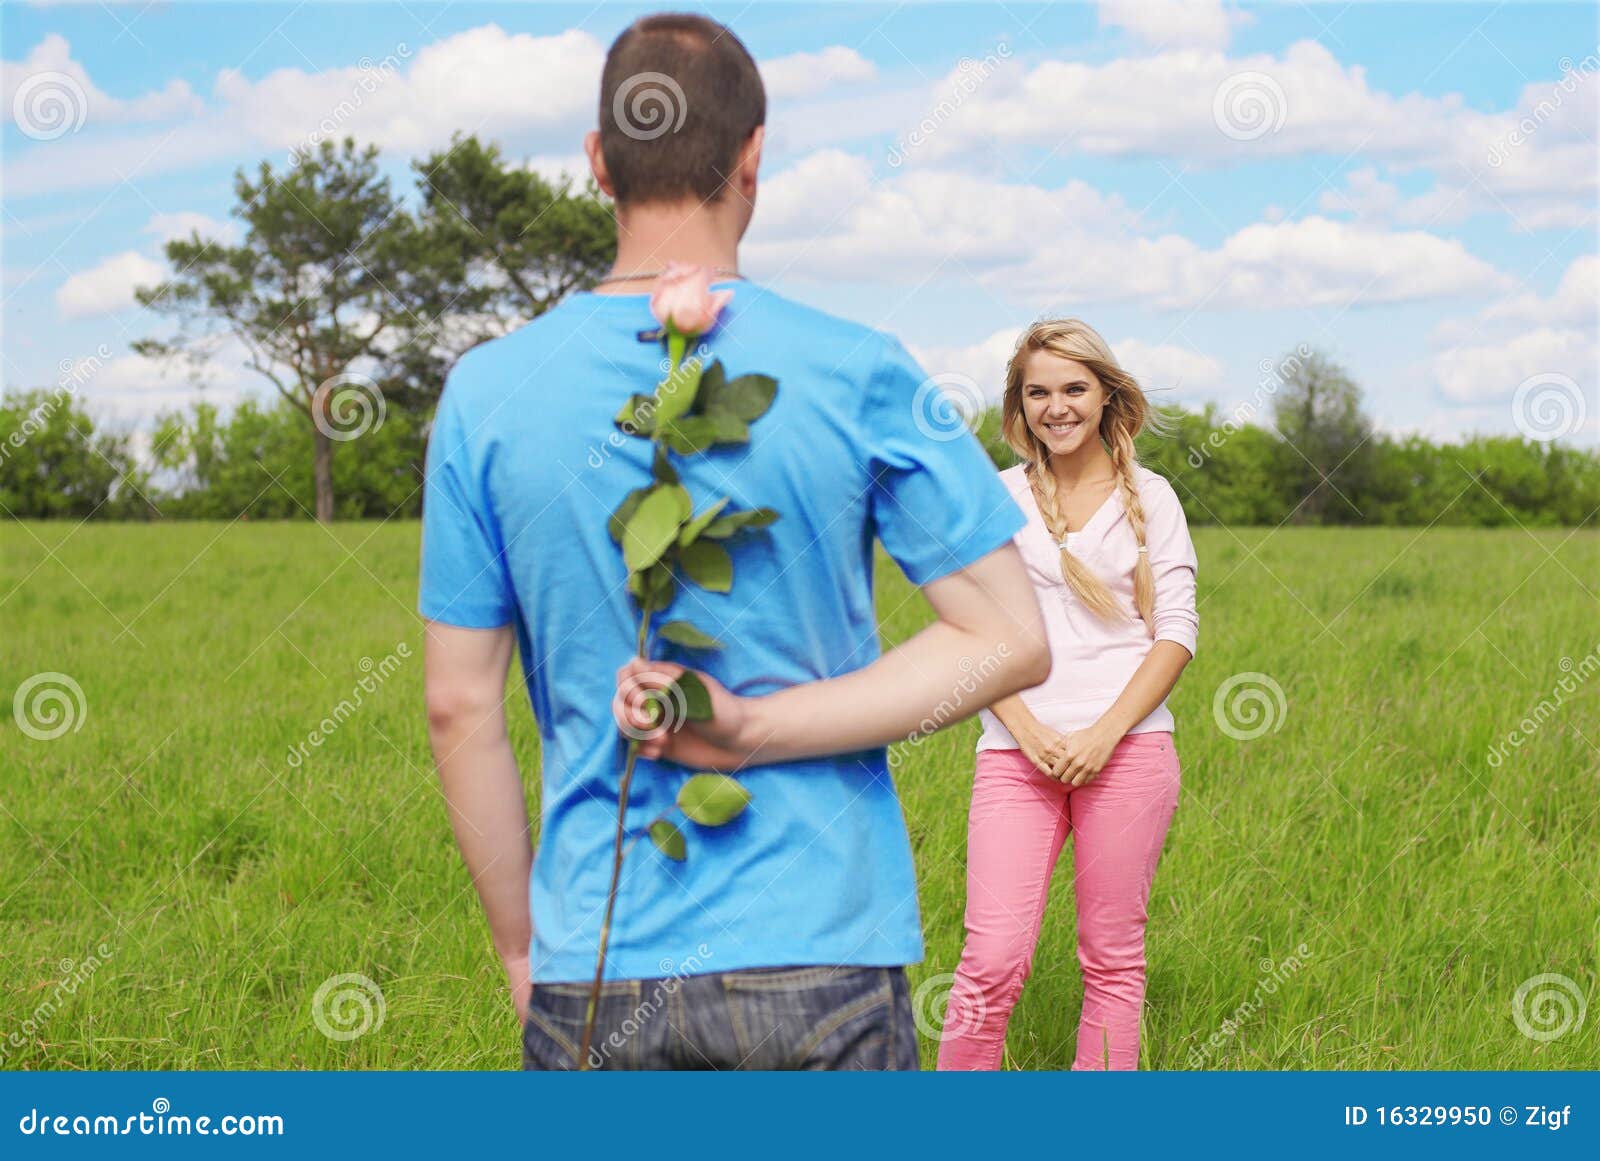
1143, 476, 1199, 657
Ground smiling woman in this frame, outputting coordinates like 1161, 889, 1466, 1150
937, 318, 1198, 1071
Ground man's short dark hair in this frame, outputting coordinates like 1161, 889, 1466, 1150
599, 13, 766, 206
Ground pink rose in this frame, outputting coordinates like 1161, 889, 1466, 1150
649, 262, 734, 338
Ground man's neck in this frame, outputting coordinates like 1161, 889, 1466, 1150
598, 199, 742, 294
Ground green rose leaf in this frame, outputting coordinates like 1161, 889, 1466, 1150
702, 507, 780, 539
628, 562, 676, 609
709, 411, 749, 446
648, 819, 687, 861
679, 497, 731, 547
608, 486, 651, 544
694, 360, 727, 409
705, 373, 777, 423
623, 485, 689, 573
657, 620, 723, 650
677, 773, 752, 827
680, 540, 732, 592
660, 416, 719, 456
651, 443, 679, 485
613, 394, 657, 437
654, 357, 703, 427
668, 670, 713, 721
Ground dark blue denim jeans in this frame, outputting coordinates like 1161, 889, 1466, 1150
521, 965, 919, 1070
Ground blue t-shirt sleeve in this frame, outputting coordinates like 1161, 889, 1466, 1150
418, 380, 516, 629
861, 335, 1025, 586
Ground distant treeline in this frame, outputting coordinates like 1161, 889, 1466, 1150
5, 383, 1596, 527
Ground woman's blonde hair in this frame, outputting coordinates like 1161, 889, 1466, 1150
1001, 318, 1160, 632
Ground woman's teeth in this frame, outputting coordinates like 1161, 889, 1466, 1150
1045, 421, 1079, 434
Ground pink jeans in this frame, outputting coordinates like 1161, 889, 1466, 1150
936, 732, 1180, 1071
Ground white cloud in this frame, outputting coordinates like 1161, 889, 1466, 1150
55, 251, 167, 319
1429, 256, 1598, 437
762, 46, 876, 101
1098, 0, 1250, 52
1481, 254, 1598, 329
909, 327, 1020, 404
1115, 338, 1226, 395
523, 154, 593, 189
747, 152, 1510, 311
143, 211, 238, 246
2, 34, 201, 131
904, 38, 1593, 229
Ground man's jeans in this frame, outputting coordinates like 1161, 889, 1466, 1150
521, 965, 919, 1070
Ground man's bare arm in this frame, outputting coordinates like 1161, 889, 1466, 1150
423, 620, 532, 1021
618, 542, 1051, 768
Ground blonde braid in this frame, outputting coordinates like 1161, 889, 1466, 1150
1107, 425, 1156, 635
1028, 464, 1121, 621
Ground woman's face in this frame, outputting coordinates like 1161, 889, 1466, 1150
1020, 350, 1109, 458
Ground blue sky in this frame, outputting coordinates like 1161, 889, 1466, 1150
3, 1, 1596, 446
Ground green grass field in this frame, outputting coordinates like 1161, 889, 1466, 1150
2, 520, 1596, 1070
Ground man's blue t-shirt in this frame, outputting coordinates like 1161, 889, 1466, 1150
419, 281, 1024, 983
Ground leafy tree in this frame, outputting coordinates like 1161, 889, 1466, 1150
1271, 350, 1374, 524
150, 396, 424, 520
135, 137, 456, 522
390, 135, 615, 413
0, 389, 149, 518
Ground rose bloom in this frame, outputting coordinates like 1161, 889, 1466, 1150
649, 262, 734, 338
